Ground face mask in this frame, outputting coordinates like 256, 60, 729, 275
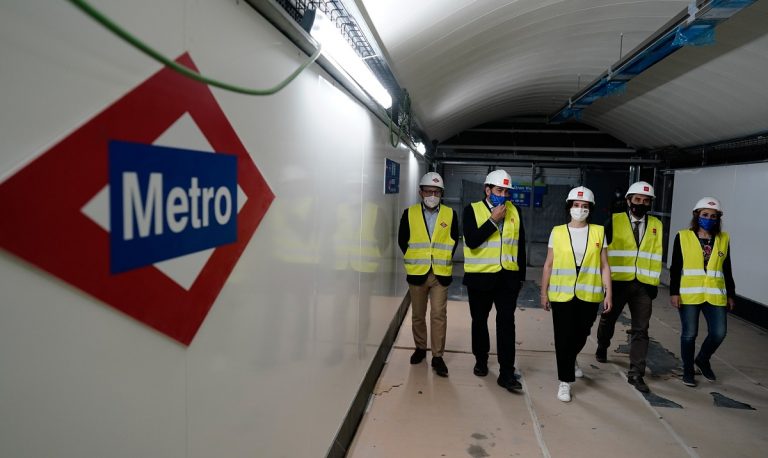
698, 217, 718, 232
489, 194, 507, 207
629, 203, 650, 218
570, 207, 589, 222
423, 196, 440, 209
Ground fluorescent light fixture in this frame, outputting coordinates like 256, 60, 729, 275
415, 142, 426, 155
310, 10, 392, 109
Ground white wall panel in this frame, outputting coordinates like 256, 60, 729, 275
0, 1, 425, 457
670, 163, 768, 306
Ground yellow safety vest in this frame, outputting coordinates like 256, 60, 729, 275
607, 213, 663, 285
273, 197, 319, 265
334, 202, 382, 273
403, 204, 455, 276
679, 230, 729, 306
548, 224, 605, 303
463, 201, 520, 273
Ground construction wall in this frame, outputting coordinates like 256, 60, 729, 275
0, 1, 424, 456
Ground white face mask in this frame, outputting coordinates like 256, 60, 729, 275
423, 196, 440, 209
570, 207, 589, 222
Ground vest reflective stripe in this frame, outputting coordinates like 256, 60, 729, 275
579, 266, 601, 275
403, 204, 455, 276
679, 230, 729, 306
501, 254, 518, 264
608, 250, 638, 257
463, 201, 520, 273
638, 252, 663, 261
576, 283, 604, 294
609, 266, 635, 273
273, 199, 320, 265
548, 224, 605, 303
607, 213, 663, 285
680, 287, 727, 295
404, 259, 431, 265
334, 202, 382, 272
465, 257, 502, 265
637, 268, 661, 279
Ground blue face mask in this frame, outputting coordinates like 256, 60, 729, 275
698, 217, 718, 231
489, 193, 507, 207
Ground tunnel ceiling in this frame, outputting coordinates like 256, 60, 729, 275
360, 0, 768, 151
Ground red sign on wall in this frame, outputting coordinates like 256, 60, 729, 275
0, 54, 274, 345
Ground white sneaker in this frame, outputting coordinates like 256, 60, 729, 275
557, 382, 571, 402
574, 363, 583, 378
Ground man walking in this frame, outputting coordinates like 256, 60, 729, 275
462, 170, 526, 392
398, 172, 458, 377
596, 181, 663, 393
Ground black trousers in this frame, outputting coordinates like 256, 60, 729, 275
551, 299, 600, 382
596, 280, 652, 376
467, 286, 519, 378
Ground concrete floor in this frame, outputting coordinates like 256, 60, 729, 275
348, 267, 768, 457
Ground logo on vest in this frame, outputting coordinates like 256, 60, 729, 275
440, 221, 448, 228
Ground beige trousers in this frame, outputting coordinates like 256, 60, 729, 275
408, 271, 448, 357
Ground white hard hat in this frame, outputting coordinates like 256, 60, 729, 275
626, 181, 655, 198
419, 172, 444, 189
566, 186, 595, 204
693, 197, 722, 213
484, 169, 512, 189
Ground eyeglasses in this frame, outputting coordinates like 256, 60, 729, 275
421, 190, 442, 196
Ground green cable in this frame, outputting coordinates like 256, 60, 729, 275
389, 118, 400, 147
67, 0, 321, 96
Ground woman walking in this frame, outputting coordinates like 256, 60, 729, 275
669, 197, 736, 387
541, 186, 613, 402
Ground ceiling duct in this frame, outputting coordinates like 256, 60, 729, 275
550, 0, 758, 123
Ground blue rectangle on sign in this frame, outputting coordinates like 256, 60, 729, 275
109, 141, 238, 274
385, 159, 400, 194
509, 184, 546, 207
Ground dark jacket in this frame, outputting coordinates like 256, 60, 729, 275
398, 204, 459, 286
461, 200, 526, 291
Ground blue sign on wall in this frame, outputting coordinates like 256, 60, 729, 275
509, 184, 546, 207
385, 158, 400, 194
109, 141, 238, 273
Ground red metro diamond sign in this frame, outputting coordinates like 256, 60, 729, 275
0, 54, 274, 345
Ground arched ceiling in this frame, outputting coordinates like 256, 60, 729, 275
360, 0, 768, 150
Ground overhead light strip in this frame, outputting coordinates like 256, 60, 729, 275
308, 8, 392, 108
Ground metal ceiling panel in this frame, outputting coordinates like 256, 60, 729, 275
584, 0, 768, 149
360, 0, 767, 150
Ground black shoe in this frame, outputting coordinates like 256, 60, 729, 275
431, 357, 449, 377
627, 375, 650, 393
473, 361, 489, 377
497, 374, 522, 392
695, 358, 716, 381
410, 349, 426, 364
595, 347, 607, 363
682, 373, 697, 387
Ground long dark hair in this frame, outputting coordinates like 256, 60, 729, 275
689, 209, 722, 237
566, 200, 594, 223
